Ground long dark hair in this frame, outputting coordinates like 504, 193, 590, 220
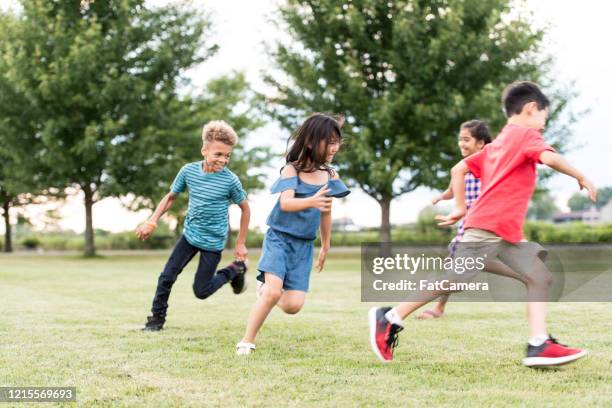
460, 120, 492, 144
285, 113, 343, 175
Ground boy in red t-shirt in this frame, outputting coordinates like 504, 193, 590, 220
368, 81, 597, 366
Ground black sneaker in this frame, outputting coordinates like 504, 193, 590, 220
142, 315, 165, 331
229, 261, 248, 294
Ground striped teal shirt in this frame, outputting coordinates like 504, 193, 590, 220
171, 161, 246, 251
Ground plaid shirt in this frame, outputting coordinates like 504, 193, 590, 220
450, 172, 481, 255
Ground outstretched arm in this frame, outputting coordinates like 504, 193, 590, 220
432, 181, 453, 205
234, 200, 250, 262
136, 192, 178, 240
540, 151, 597, 202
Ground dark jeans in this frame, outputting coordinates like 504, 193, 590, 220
150, 235, 237, 318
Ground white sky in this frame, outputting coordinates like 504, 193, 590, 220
2, 0, 611, 233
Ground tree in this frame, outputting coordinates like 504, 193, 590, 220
568, 186, 612, 211
105, 73, 271, 234
0, 11, 63, 252
2, 0, 214, 256
527, 190, 558, 220
265, 0, 575, 241
567, 192, 592, 212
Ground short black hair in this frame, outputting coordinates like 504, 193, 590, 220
460, 120, 492, 144
502, 81, 550, 117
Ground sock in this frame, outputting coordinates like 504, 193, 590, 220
384, 308, 404, 327
528, 334, 549, 347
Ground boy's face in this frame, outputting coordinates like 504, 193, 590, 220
201, 141, 233, 172
458, 129, 484, 157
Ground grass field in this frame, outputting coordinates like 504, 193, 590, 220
1, 249, 611, 407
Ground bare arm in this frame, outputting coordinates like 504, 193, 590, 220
136, 192, 178, 240
316, 209, 332, 273
436, 160, 469, 226
234, 200, 251, 261
432, 182, 453, 205
278, 166, 332, 212
316, 171, 336, 272
320, 209, 332, 251
540, 151, 597, 201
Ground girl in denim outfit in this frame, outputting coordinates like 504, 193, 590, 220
236, 113, 350, 355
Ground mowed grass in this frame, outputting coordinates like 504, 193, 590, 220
1, 249, 611, 407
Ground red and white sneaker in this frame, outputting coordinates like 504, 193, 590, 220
522, 335, 588, 367
368, 307, 403, 362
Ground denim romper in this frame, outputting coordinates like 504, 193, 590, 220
257, 173, 350, 291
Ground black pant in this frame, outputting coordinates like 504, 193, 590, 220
150, 235, 237, 318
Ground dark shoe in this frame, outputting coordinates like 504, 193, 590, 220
229, 261, 248, 294
368, 307, 404, 362
523, 335, 587, 367
142, 315, 165, 331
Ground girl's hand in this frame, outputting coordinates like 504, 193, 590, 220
435, 209, 465, 227
316, 247, 329, 273
234, 243, 248, 262
310, 185, 332, 211
136, 221, 156, 241
431, 195, 443, 205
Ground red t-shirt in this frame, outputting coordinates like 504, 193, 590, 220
463, 124, 555, 243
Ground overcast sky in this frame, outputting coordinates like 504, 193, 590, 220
2, 0, 610, 233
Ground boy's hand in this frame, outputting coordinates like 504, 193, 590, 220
234, 242, 248, 262
136, 221, 156, 241
310, 185, 332, 212
435, 209, 465, 227
316, 247, 329, 273
578, 177, 597, 202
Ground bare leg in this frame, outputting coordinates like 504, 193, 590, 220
524, 259, 552, 337
401, 259, 527, 320
277, 290, 306, 315
241, 273, 283, 344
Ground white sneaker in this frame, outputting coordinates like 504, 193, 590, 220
236, 342, 256, 356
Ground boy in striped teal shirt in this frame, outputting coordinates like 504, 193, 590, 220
136, 121, 251, 331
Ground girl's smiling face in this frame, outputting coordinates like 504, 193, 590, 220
458, 128, 485, 157
323, 134, 341, 164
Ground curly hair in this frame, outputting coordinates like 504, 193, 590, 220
202, 120, 238, 146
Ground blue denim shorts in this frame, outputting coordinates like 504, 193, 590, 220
257, 228, 314, 292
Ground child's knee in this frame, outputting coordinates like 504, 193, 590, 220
526, 268, 553, 287
283, 300, 304, 315
262, 286, 282, 304
193, 285, 212, 300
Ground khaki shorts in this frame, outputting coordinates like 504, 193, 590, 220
449, 228, 547, 279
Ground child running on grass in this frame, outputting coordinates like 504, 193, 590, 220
369, 81, 597, 366
137, 120, 251, 331
416, 120, 492, 320
235, 113, 350, 355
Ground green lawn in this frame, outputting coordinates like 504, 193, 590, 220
1, 250, 611, 407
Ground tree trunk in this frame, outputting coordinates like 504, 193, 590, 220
2, 198, 12, 253
379, 195, 392, 242
83, 184, 96, 257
